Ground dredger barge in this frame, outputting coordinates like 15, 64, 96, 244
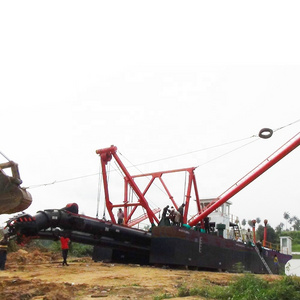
5, 130, 300, 274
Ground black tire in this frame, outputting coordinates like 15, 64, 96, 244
258, 128, 273, 139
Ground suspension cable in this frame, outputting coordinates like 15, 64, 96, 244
273, 118, 300, 133
196, 138, 260, 168
23, 119, 300, 189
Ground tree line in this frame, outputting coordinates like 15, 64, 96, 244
239, 212, 300, 245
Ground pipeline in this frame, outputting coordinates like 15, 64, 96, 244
6, 203, 152, 252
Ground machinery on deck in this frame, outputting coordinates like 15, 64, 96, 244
4, 130, 300, 273
0, 161, 32, 215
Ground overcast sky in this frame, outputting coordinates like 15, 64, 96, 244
1, 1, 300, 229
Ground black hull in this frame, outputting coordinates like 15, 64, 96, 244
7, 208, 292, 274
150, 226, 292, 274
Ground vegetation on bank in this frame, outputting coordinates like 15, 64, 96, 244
154, 274, 300, 300
4, 238, 93, 257
30, 239, 94, 257
241, 212, 300, 252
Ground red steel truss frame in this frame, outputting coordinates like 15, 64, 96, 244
96, 146, 201, 226
131, 167, 201, 225
96, 131, 300, 228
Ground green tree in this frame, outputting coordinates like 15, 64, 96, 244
283, 211, 290, 230
290, 216, 300, 231
256, 217, 261, 225
256, 224, 277, 244
275, 222, 284, 234
241, 219, 246, 227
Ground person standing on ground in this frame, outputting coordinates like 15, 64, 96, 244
60, 235, 70, 266
0, 235, 8, 270
274, 254, 279, 274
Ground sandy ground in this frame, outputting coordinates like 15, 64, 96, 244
0, 249, 281, 300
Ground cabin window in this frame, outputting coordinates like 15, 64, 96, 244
282, 238, 287, 247
226, 205, 230, 215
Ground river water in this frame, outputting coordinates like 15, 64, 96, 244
285, 259, 300, 276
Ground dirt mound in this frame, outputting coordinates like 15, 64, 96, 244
0, 277, 88, 300
1, 249, 283, 299
8, 248, 61, 265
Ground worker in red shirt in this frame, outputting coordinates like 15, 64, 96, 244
60, 235, 70, 266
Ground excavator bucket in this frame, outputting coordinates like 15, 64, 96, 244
0, 161, 32, 214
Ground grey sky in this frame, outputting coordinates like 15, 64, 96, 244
1, 1, 300, 229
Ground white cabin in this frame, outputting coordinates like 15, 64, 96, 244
200, 198, 236, 239
280, 236, 292, 255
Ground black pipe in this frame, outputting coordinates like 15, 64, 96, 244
7, 207, 152, 249
37, 230, 150, 253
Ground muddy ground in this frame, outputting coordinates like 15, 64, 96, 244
0, 249, 281, 299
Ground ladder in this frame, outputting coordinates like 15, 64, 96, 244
233, 224, 241, 240
254, 245, 273, 274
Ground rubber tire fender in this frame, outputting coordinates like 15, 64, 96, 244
258, 128, 273, 139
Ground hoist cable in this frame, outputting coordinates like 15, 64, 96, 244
96, 158, 102, 219
0, 150, 11, 162
118, 151, 164, 209
119, 151, 168, 199
183, 171, 187, 204
103, 162, 111, 218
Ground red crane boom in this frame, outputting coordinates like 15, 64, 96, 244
188, 132, 300, 227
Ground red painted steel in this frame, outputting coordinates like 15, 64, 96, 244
96, 145, 201, 226
96, 132, 299, 228
127, 208, 161, 227
132, 167, 200, 224
252, 220, 257, 244
263, 225, 268, 247
96, 146, 159, 225
188, 132, 300, 227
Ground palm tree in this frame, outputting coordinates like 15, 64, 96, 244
289, 216, 300, 231
242, 219, 246, 227
292, 217, 300, 231
275, 222, 284, 234
283, 212, 290, 230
